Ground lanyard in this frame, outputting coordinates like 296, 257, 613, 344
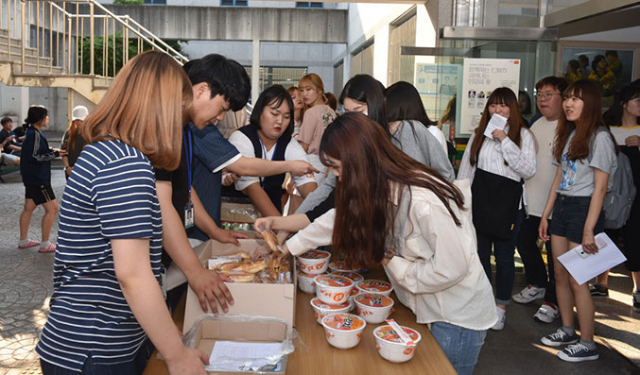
183, 128, 192, 200
258, 136, 278, 189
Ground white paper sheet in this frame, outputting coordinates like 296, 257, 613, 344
206, 341, 283, 372
557, 233, 627, 285
484, 114, 508, 139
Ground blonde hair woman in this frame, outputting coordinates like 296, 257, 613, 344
297, 73, 336, 184
36, 51, 209, 375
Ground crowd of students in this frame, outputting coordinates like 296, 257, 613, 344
17, 49, 637, 374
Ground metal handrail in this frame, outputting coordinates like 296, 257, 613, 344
0, 0, 187, 79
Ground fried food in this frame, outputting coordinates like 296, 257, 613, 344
261, 229, 280, 253
234, 259, 268, 274
225, 271, 256, 283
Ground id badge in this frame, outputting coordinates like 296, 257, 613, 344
184, 203, 195, 229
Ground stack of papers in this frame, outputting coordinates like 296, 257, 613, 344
484, 114, 508, 139
557, 233, 627, 285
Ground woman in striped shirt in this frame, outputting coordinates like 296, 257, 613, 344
458, 87, 537, 331
36, 52, 207, 374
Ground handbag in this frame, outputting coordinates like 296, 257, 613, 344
471, 168, 523, 240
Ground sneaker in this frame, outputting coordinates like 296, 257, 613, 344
633, 292, 640, 312
512, 284, 546, 304
38, 243, 56, 253
534, 302, 559, 323
491, 307, 506, 331
18, 239, 40, 249
557, 343, 599, 362
589, 284, 609, 297
540, 328, 578, 347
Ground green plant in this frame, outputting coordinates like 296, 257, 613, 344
77, 30, 184, 76
113, 0, 144, 5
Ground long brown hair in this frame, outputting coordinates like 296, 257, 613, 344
82, 51, 192, 170
319, 112, 465, 269
553, 80, 613, 162
299, 73, 328, 105
468, 88, 527, 166
67, 120, 81, 154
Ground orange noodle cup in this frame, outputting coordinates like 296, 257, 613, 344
314, 275, 353, 305
329, 261, 360, 273
298, 250, 331, 275
347, 288, 361, 312
354, 293, 394, 324
321, 313, 367, 349
310, 297, 350, 324
373, 325, 422, 363
356, 279, 394, 297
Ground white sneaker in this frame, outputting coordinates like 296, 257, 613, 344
533, 302, 559, 323
491, 307, 506, 331
512, 284, 546, 304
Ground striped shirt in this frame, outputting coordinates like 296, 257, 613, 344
36, 140, 163, 371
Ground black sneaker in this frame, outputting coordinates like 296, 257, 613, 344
541, 329, 579, 347
633, 292, 640, 312
557, 343, 599, 362
589, 284, 609, 297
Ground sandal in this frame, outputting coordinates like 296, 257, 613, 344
38, 243, 56, 253
18, 239, 40, 249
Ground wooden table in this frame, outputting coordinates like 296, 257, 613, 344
145, 267, 455, 374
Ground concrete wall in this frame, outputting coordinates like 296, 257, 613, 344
99, 1, 346, 9
101, 5, 347, 43
0, 85, 67, 133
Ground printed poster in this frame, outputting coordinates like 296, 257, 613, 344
459, 58, 520, 134
414, 63, 460, 122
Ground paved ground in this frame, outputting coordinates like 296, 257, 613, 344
0, 135, 639, 374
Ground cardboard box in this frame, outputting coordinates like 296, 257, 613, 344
221, 202, 261, 223
184, 239, 296, 335
192, 318, 289, 375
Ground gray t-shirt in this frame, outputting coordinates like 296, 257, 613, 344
553, 129, 617, 197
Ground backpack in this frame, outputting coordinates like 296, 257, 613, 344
603, 152, 636, 229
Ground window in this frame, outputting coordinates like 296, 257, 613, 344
221, 0, 248, 6
295, 2, 323, 8
244, 66, 308, 93
144, 0, 167, 4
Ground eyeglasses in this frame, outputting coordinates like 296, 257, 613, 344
535, 93, 561, 100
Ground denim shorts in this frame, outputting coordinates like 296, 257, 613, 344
549, 195, 604, 244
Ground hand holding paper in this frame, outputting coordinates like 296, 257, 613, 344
557, 233, 627, 285
484, 114, 508, 140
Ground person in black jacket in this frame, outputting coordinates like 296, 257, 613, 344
18, 105, 65, 253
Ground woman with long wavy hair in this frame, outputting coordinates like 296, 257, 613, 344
457, 87, 537, 331
538, 81, 617, 362
256, 113, 496, 374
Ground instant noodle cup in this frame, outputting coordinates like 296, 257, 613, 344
296, 270, 318, 294
314, 275, 353, 305
354, 293, 394, 324
347, 288, 361, 312
297, 250, 331, 275
321, 313, 367, 349
331, 271, 363, 307
310, 297, 350, 324
373, 325, 422, 363
357, 279, 394, 297
329, 261, 360, 273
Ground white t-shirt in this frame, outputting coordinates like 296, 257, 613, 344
610, 125, 640, 146
525, 117, 559, 217
228, 130, 316, 191
428, 126, 448, 156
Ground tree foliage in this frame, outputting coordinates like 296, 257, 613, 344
78, 30, 184, 76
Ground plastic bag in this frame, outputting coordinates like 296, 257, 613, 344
183, 314, 297, 373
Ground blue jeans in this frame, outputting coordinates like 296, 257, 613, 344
40, 339, 154, 375
430, 322, 487, 375
477, 208, 526, 305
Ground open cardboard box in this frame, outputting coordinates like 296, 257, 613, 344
221, 202, 261, 223
192, 318, 289, 375
183, 239, 297, 335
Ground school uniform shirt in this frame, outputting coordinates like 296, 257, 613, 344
297, 104, 336, 155
525, 117, 559, 217
190, 123, 241, 240
228, 130, 316, 191
36, 140, 162, 371
554, 129, 617, 196
457, 126, 537, 208
286, 180, 498, 331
